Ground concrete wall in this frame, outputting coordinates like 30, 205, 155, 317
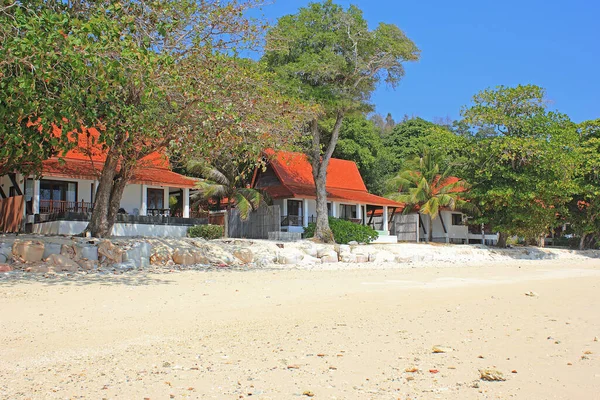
32, 220, 190, 237
120, 184, 142, 214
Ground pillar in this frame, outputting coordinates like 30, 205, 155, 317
283, 199, 288, 216
163, 187, 170, 215
303, 198, 309, 227
331, 201, 338, 218
32, 179, 40, 215
140, 184, 147, 216
183, 188, 190, 218
356, 203, 362, 223
382, 206, 389, 233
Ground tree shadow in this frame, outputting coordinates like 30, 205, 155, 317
0, 271, 174, 287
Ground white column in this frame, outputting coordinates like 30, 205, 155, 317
356, 203, 362, 222
32, 179, 40, 215
183, 188, 190, 218
140, 184, 147, 216
163, 187, 170, 215
283, 199, 288, 216
302, 198, 309, 227
382, 206, 389, 233
331, 201, 338, 218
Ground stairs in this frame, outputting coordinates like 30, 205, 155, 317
373, 230, 398, 244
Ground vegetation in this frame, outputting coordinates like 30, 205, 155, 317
385, 148, 474, 242
188, 225, 224, 240
263, 0, 419, 243
304, 217, 379, 244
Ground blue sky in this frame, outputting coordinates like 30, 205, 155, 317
254, 0, 599, 123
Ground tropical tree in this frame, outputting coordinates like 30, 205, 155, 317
460, 85, 579, 247
385, 148, 473, 242
263, 0, 419, 243
188, 158, 268, 220
1, 1, 311, 237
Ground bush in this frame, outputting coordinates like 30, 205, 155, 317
304, 217, 379, 244
188, 224, 224, 240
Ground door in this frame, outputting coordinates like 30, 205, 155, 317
287, 199, 303, 226
39, 180, 77, 213
147, 188, 165, 215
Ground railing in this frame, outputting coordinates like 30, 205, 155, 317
281, 215, 302, 227
39, 199, 94, 214
147, 208, 170, 217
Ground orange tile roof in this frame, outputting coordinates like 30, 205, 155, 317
39, 126, 195, 188
258, 150, 403, 208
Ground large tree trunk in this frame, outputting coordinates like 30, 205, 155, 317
497, 232, 508, 248
579, 233, 587, 250
428, 215, 433, 243
86, 148, 121, 237
310, 114, 344, 243
538, 235, 545, 248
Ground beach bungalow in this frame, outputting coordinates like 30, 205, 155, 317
252, 150, 403, 243
0, 129, 202, 237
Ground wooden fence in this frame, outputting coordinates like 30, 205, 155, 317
228, 205, 281, 239
0, 195, 24, 233
393, 214, 419, 242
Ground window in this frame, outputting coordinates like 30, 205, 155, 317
40, 180, 77, 202
286, 199, 303, 226
147, 188, 165, 212
339, 204, 357, 220
452, 213, 463, 226
327, 202, 332, 217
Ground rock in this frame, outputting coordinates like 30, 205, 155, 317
0, 254, 7, 264
277, 251, 304, 265
172, 249, 195, 265
26, 263, 52, 273
355, 254, 369, 263
75, 244, 98, 261
123, 247, 142, 266
479, 368, 506, 381
432, 345, 453, 353
191, 250, 210, 265
12, 240, 45, 262
316, 246, 331, 258
138, 242, 152, 258
525, 291, 538, 297
302, 391, 314, 397
348, 241, 359, 246
300, 255, 320, 265
319, 250, 338, 260
405, 367, 419, 373
394, 255, 413, 263
0, 264, 12, 272
0, 242, 12, 261
42, 243, 62, 259
340, 253, 357, 263
150, 251, 172, 266
112, 260, 136, 271
77, 259, 97, 271
139, 257, 150, 269
321, 255, 338, 264
371, 250, 396, 263
299, 242, 318, 258
60, 244, 76, 259
233, 248, 254, 264
45, 254, 79, 272
98, 241, 123, 264
334, 244, 351, 255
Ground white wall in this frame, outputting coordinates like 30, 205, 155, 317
32, 220, 190, 237
120, 184, 142, 214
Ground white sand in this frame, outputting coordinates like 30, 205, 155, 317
1, 257, 600, 399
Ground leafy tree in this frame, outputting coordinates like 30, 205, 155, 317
460, 85, 579, 247
568, 119, 600, 249
332, 115, 395, 195
263, 0, 419, 242
188, 156, 268, 220
385, 147, 473, 242
2, 1, 310, 237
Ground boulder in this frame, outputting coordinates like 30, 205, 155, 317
111, 260, 136, 271
0, 242, 12, 261
77, 259, 97, 271
45, 254, 79, 272
321, 255, 339, 263
12, 240, 45, 262
394, 255, 412, 263
139, 257, 150, 269
0, 254, 7, 264
172, 249, 195, 265
299, 242, 318, 258
233, 248, 254, 264
334, 244, 351, 255
42, 243, 62, 259
138, 242, 152, 258
60, 244, 77, 259
355, 254, 369, 263
97, 240, 123, 264
26, 264, 53, 273
348, 241, 359, 246
277, 251, 304, 265
191, 250, 210, 265
316, 246, 332, 258
0, 264, 12, 272
370, 250, 396, 263
74, 244, 99, 261
319, 250, 339, 261
340, 253, 357, 263
300, 255, 321, 265
150, 251, 172, 266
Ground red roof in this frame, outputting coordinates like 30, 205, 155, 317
39, 126, 196, 188
255, 150, 402, 208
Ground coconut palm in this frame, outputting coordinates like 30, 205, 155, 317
385, 147, 475, 242
188, 159, 268, 220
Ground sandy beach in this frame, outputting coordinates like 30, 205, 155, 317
1, 258, 600, 399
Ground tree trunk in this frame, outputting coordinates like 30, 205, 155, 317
579, 233, 587, 250
104, 167, 132, 236
497, 232, 508, 248
538, 235, 545, 248
310, 114, 344, 243
86, 148, 121, 237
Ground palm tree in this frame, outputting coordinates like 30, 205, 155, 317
385, 147, 474, 242
188, 160, 268, 220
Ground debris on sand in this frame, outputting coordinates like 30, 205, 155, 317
479, 368, 506, 381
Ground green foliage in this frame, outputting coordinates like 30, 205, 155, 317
460, 85, 579, 242
304, 217, 379, 244
333, 115, 396, 195
188, 224, 224, 240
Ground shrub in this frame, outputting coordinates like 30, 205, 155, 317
188, 224, 224, 240
304, 217, 379, 244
